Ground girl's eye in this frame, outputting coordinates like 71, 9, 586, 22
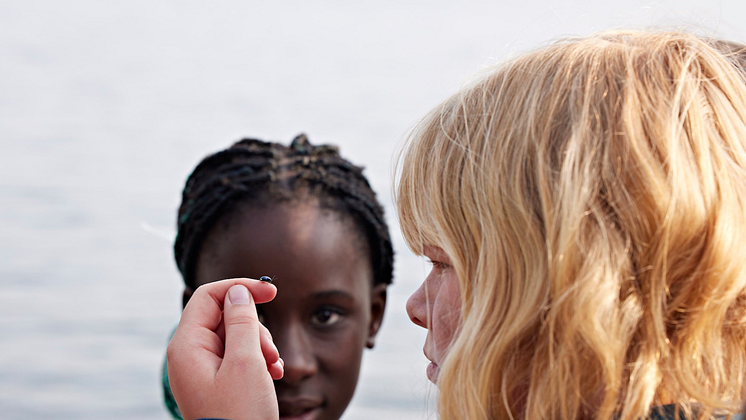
311, 308, 343, 326
427, 259, 451, 270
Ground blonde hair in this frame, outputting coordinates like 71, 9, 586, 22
710, 39, 746, 77
396, 30, 746, 420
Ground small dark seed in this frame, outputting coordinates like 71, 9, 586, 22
259, 276, 273, 283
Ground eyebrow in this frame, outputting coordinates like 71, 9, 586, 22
423, 245, 451, 262
312, 290, 355, 302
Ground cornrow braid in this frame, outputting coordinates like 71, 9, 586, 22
174, 134, 394, 290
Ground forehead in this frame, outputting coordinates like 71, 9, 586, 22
422, 245, 449, 260
195, 201, 373, 293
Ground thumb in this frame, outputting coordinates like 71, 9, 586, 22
222, 285, 263, 367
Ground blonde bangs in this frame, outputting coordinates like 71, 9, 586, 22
396, 94, 484, 271
395, 105, 447, 255
396, 30, 746, 420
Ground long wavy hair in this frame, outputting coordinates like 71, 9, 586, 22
396, 30, 746, 420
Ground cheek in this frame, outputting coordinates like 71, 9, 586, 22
315, 323, 368, 379
432, 280, 462, 356
314, 329, 366, 415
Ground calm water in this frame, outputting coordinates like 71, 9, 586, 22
2, 1, 745, 419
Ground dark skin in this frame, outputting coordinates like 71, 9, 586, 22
182, 200, 387, 420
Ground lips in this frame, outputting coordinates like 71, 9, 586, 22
278, 397, 324, 420
424, 348, 439, 383
426, 361, 440, 383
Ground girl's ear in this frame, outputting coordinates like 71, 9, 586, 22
182, 287, 194, 310
366, 283, 388, 349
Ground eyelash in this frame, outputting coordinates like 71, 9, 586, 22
256, 307, 346, 328
427, 259, 451, 270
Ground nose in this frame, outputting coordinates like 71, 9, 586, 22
406, 281, 428, 329
275, 324, 318, 385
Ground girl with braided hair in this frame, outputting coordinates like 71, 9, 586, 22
165, 134, 393, 420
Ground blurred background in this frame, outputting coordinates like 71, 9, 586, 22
2, 1, 745, 419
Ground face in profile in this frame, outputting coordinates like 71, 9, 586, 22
187, 200, 387, 420
406, 245, 462, 384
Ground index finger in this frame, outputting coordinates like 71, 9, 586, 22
180, 278, 277, 332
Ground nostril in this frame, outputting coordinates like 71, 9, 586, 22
410, 314, 426, 328
280, 357, 317, 384
406, 290, 427, 329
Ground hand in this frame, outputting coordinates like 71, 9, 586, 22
167, 278, 283, 420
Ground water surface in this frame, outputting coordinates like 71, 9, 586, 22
1, 1, 745, 418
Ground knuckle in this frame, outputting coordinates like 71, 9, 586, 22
223, 352, 264, 375
225, 312, 259, 329
165, 344, 177, 363
226, 358, 253, 372
260, 324, 273, 340
192, 283, 209, 299
166, 342, 186, 367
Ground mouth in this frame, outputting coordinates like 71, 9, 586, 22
278, 398, 324, 420
424, 350, 439, 383
426, 360, 440, 383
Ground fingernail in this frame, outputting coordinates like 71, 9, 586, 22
229, 285, 250, 305
278, 357, 284, 368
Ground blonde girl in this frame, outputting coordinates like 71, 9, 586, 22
399, 30, 746, 420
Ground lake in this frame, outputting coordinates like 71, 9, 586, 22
1, 1, 745, 418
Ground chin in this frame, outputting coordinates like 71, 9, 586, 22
279, 406, 324, 420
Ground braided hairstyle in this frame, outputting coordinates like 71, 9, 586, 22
174, 134, 394, 290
